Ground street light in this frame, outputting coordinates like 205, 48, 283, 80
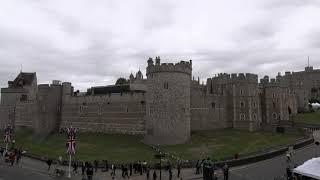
154, 153, 165, 180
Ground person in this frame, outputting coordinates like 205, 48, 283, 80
223, 163, 229, 180
9, 152, 15, 166
139, 161, 143, 175
169, 168, 173, 180
143, 160, 147, 173
195, 160, 200, 174
177, 163, 181, 178
81, 161, 86, 176
121, 164, 125, 178
72, 161, 78, 174
286, 166, 293, 180
153, 170, 157, 180
16, 149, 22, 166
58, 156, 62, 165
103, 160, 108, 172
129, 163, 133, 176
47, 158, 53, 171
0, 147, 3, 156
146, 166, 150, 180
124, 164, 129, 178
94, 160, 98, 172
111, 163, 116, 176
86, 163, 94, 180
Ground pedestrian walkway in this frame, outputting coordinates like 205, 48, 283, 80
1, 144, 319, 180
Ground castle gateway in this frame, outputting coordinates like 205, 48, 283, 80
1, 57, 319, 145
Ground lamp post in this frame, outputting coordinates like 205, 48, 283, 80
154, 153, 165, 180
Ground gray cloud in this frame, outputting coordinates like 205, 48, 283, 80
0, 0, 320, 91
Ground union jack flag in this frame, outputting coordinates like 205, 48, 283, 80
66, 137, 76, 155
4, 126, 13, 143
66, 126, 77, 139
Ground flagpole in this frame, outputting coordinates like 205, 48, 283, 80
4, 143, 8, 157
68, 154, 71, 178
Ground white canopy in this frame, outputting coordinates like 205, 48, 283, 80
293, 157, 320, 179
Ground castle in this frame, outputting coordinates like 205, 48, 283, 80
1, 57, 319, 145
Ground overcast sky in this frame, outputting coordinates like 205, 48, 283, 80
0, 0, 320, 91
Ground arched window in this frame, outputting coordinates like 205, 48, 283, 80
240, 101, 245, 108
240, 113, 245, 120
211, 102, 216, 109
272, 112, 277, 120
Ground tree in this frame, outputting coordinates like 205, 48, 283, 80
115, 78, 129, 85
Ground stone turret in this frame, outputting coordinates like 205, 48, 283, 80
144, 58, 192, 145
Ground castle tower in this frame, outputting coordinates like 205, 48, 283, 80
144, 58, 192, 145
230, 73, 261, 131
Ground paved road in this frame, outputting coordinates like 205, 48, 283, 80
229, 144, 320, 180
0, 163, 54, 180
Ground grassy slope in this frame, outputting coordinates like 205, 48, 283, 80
0, 129, 155, 162
293, 110, 320, 125
0, 128, 303, 162
162, 129, 302, 160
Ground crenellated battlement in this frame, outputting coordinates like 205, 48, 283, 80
259, 76, 284, 88
209, 73, 258, 84
146, 57, 192, 76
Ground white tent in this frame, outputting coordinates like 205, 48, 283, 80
293, 157, 320, 179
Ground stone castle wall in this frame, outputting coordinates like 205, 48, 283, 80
61, 92, 146, 134
190, 81, 229, 130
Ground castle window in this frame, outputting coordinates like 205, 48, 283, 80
57, 106, 61, 113
272, 112, 277, 120
273, 102, 276, 108
240, 89, 243, 96
107, 102, 110, 105
20, 94, 28, 101
126, 108, 129, 113
164, 82, 169, 89
211, 102, 216, 109
240, 113, 245, 120
253, 114, 257, 121
253, 101, 257, 108
272, 92, 276, 98
240, 101, 245, 108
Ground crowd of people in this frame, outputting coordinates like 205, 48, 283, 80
45, 157, 190, 180
0, 147, 23, 166
195, 158, 229, 180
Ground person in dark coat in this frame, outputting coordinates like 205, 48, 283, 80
195, 160, 200, 174
47, 159, 53, 171
177, 163, 181, 178
72, 161, 78, 174
94, 160, 98, 172
169, 168, 173, 180
146, 167, 150, 180
86, 163, 94, 180
81, 162, 86, 175
223, 163, 229, 180
129, 163, 133, 176
153, 170, 157, 180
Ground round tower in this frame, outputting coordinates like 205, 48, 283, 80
144, 57, 192, 145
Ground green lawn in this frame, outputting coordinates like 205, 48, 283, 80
0, 129, 155, 162
293, 110, 320, 125
0, 128, 303, 162
161, 129, 303, 161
